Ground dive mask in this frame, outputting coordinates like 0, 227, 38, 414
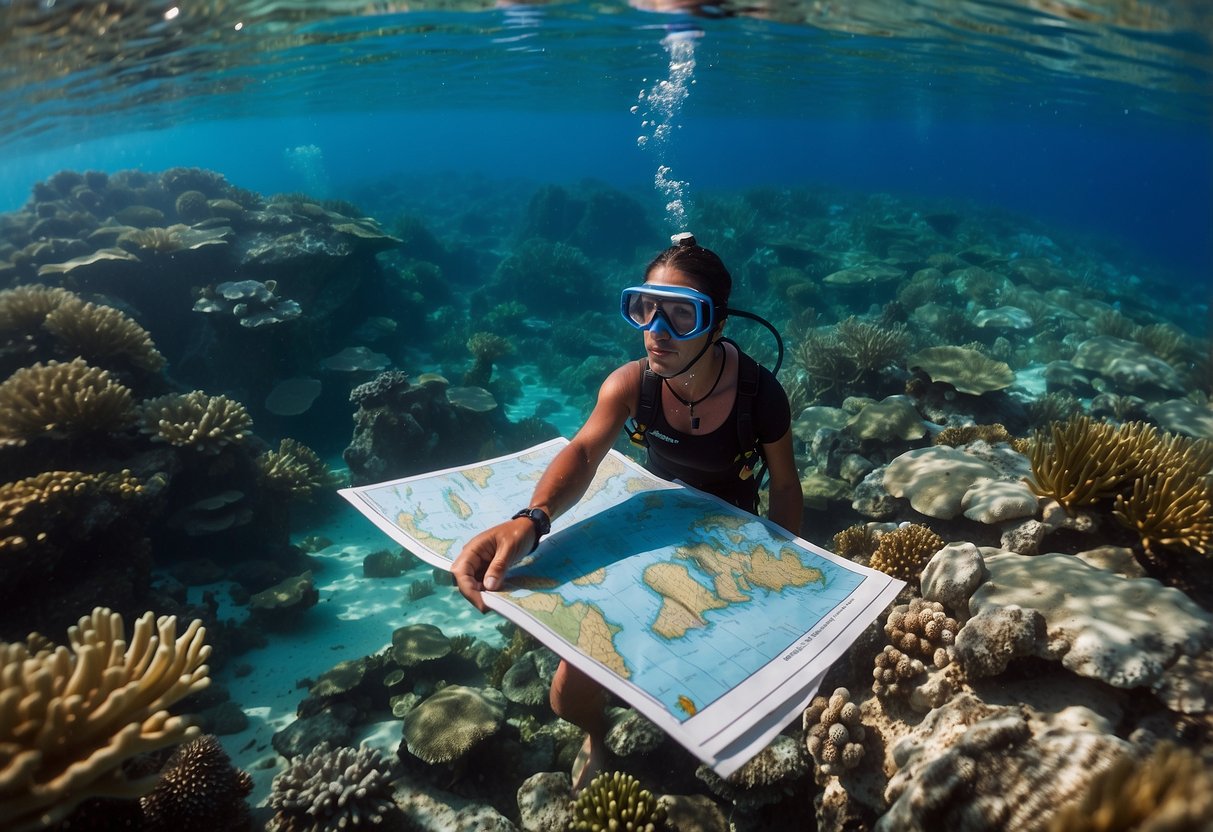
620, 285, 717, 340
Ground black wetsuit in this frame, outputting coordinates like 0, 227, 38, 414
640, 353, 791, 514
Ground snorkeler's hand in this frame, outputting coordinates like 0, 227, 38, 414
451, 519, 534, 613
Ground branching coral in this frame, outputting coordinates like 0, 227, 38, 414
0, 286, 74, 338
0, 608, 211, 831
0, 469, 143, 553
869, 523, 945, 584
464, 331, 513, 387
257, 438, 342, 499
1026, 391, 1083, 428
792, 317, 910, 400
1112, 435, 1213, 557
1027, 416, 1158, 510
1046, 742, 1213, 832
42, 298, 165, 373
570, 770, 668, 832
138, 391, 252, 454
266, 742, 396, 832
803, 687, 866, 777
0, 358, 137, 446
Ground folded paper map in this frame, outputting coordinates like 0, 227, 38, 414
340, 438, 904, 777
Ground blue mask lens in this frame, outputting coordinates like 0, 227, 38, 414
620, 285, 714, 340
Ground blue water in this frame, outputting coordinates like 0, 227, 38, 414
2, 2, 1210, 276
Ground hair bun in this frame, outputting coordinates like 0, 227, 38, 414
671, 232, 697, 247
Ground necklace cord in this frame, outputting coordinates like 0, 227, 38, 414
664, 342, 725, 429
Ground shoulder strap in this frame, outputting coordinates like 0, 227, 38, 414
733, 342, 760, 453
626, 358, 662, 447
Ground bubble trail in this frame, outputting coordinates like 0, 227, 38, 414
634, 28, 700, 231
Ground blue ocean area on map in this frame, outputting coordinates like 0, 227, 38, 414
506, 488, 867, 721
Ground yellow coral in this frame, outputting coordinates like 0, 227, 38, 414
1027, 416, 1159, 510
0, 608, 211, 831
139, 391, 252, 454
0, 470, 143, 553
118, 226, 185, 252
257, 438, 342, 498
42, 298, 165, 373
1046, 742, 1213, 832
1112, 434, 1213, 557
0, 358, 137, 446
869, 524, 945, 584
832, 524, 875, 560
0, 286, 75, 337
906, 346, 1015, 395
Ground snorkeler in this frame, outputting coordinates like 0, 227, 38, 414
452, 233, 803, 791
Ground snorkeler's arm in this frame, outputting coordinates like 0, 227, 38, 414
762, 429, 803, 535
452, 362, 639, 612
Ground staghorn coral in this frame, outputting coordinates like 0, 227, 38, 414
1027, 416, 1158, 510
1112, 434, 1213, 557
0, 358, 137, 446
42, 298, 165, 373
884, 597, 958, 668
803, 687, 866, 777
138, 391, 252, 454
257, 438, 342, 499
872, 645, 926, 700
869, 523, 945, 584
0, 608, 211, 832
793, 318, 910, 400
266, 742, 396, 832
139, 734, 253, 832
1027, 391, 1083, 428
1132, 322, 1193, 368
0, 469, 142, 553
0, 285, 74, 337
570, 770, 668, 832
1046, 742, 1213, 832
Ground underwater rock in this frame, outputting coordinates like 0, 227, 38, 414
845, 395, 927, 442
363, 548, 410, 578
393, 771, 519, 832
604, 707, 666, 758
515, 771, 572, 832
501, 647, 559, 707
695, 734, 808, 810
248, 570, 318, 630
1147, 398, 1213, 439
964, 551, 1213, 709
920, 541, 990, 618
1071, 336, 1184, 395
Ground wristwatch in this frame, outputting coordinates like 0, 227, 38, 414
511, 507, 551, 553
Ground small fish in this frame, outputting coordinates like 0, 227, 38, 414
676, 695, 697, 716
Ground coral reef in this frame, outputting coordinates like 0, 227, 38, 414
570, 770, 667, 832
138, 391, 253, 453
803, 688, 866, 778
932, 423, 1019, 447
872, 645, 927, 700
884, 598, 958, 668
0, 358, 137, 445
42, 298, 165, 372
267, 742, 397, 832
0, 608, 211, 831
257, 438, 342, 499
1112, 434, 1213, 557
0, 285, 73, 338
0, 468, 143, 553
1027, 416, 1157, 509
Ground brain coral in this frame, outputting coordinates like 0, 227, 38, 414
0, 358, 137, 445
139, 391, 252, 453
906, 345, 1015, 395
402, 684, 505, 765
42, 298, 165, 373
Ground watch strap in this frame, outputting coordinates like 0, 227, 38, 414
511, 507, 551, 553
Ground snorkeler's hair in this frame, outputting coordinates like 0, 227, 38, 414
645, 232, 733, 313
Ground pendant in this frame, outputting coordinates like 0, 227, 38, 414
690, 408, 700, 430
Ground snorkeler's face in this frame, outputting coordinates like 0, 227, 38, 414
639, 266, 719, 376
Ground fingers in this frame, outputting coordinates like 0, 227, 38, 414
452, 522, 530, 613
